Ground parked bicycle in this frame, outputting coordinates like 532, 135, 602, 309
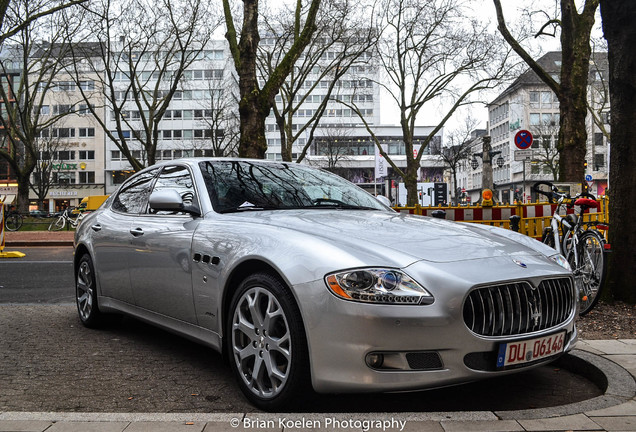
3, 206, 23, 231
532, 181, 609, 315
48, 207, 85, 231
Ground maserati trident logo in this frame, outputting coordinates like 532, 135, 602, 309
513, 259, 527, 268
530, 304, 542, 327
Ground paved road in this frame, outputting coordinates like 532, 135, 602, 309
0, 247, 603, 414
0, 247, 75, 304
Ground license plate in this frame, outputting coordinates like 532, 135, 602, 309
496, 332, 566, 368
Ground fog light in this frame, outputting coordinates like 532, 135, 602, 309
366, 353, 384, 369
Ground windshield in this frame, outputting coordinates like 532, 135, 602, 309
199, 160, 389, 213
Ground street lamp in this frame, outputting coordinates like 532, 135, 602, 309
471, 150, 504, 169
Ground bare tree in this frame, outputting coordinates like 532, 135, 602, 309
258, 0, 378, 163
342, 0, 512, 206
529, 117, 560, 180
29, 131, 72, 209
493, 0, 600, 183
195, 80, 240, 157
600, 0, 636, 304
69, 0, 219, 171
308, 126, 353, 171
223, 0, 322, 159
0, 0, 87, 44
440, 117, 478, 205
0, 0, 82, 212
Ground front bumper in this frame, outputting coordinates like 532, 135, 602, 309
293, 256, 577, 393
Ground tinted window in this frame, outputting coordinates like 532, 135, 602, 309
149, 165, 197, 215
112, 169, 158, 214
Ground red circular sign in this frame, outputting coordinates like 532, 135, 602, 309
514, 130, 533, 149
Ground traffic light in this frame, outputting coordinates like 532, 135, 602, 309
584, 160, 588, 169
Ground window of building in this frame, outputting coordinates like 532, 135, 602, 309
79, 81, 95, 91
79, 127, 95, 138
78, 104, 93, 115
529, 113, 540, 126
53, 172, 75, 185
53, 105, 72, 115
111, 150, 122, 161
53, 128, 75, 138
78, 171, 95, 184
541, 91, 553, 108
79, 150, 95, 160
594, 133, 604, 146
594, 153, 605, 170
529, 91, 540, 108
40, 105, 49, 115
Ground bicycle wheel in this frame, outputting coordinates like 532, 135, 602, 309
5, 213, 23, 231
574, 230, 607, 316
48, 216, 66, 231
541, 227, 556, 249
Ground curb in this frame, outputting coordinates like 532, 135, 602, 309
496, 349, 636, 420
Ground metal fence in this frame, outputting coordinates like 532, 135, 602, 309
394, 198, 609, 240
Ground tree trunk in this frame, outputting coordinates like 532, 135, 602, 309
404, 157, 419, 207
238, 95, 269, 159
557, 0, 596, 182
16, 172, 30, 214
600, 0, 636, 303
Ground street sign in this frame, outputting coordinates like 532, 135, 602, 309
585, 174, 593, 181
514, 130, 533, 150
514, 150, 533, 161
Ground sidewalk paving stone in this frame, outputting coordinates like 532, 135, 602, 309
440, 419, 523, 431
517, 413, 602, 431
586, 400, 636, 417
583, 340, 636, 355
591, 416, 636, 431
0, 420, 52, 432
46, 422, 129, 432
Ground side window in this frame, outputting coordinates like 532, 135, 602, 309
112, 169, 158, 214
149, 165, 197, 215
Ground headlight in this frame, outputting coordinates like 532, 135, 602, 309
325, 268, 434, 305
550, 254, 572, 271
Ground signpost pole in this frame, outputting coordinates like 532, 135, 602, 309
523, 159, 526, 203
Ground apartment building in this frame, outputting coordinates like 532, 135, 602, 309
457, 51, 610, 204
104, 40, 235, 194
34, 69, 107, 212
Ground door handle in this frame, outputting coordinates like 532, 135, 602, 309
130, 227, 144, 237
91, 224, 102, 232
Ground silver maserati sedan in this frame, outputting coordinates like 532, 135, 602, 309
74, 158, 577, 410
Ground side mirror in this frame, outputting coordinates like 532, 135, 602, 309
375, 195, 392, 208
149, 189, 201, 216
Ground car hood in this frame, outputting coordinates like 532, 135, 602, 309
223, 209, 551, 265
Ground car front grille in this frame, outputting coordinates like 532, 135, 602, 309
463, 278, 574, 337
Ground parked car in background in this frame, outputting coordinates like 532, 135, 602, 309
29, 210, 49, 218
74, 158, 578, 410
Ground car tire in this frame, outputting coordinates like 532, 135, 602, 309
76, 254, 103, 328
227, 272, 311, 411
